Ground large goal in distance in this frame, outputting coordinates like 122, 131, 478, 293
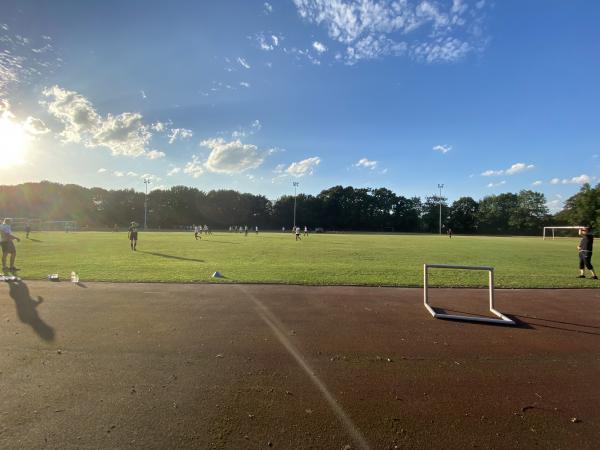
542, 226, 582, 240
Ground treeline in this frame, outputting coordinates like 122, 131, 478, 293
0, 181, 598, 234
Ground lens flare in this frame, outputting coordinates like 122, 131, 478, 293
0, 112, 30, 166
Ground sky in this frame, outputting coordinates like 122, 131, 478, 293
1, 0, 599, 212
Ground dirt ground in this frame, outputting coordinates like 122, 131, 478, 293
1, 280, 599, 449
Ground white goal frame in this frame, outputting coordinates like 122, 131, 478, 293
423, 264, 515, 325
543, 226, 582, 240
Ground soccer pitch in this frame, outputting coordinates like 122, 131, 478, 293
12, 231, 591, 288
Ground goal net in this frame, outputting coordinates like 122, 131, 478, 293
542, 226, 582, 240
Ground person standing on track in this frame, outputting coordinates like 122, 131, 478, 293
0, 218, 21, 273
577, 226, 597, 279
128, 221, 139, 251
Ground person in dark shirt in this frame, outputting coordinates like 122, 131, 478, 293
128, 222, 139, 251
577, 226, 597, 279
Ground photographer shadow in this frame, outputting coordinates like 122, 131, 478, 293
8, 280, 55, 341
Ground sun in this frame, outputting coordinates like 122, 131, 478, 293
0, 113, 30, 165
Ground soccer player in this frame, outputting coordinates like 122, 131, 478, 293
25, 221, 31, 239
577, 226, 597, 279
194, 224, 201, 240
447, 228, 453, 239
128, 221, 139, 251
295, 226, 301, 241
304, 225, 308, 237
255, 226, 259, 234
0, 218, 21, 273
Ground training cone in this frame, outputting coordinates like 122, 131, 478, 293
212, 271, 222, 278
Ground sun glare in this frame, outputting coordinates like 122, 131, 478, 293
0, 114, 30, 166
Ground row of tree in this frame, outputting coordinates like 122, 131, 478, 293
0, 181, 598, 234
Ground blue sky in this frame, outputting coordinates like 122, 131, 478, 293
1, 0, 599, 211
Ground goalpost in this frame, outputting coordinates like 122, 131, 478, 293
542, 226, 582, 240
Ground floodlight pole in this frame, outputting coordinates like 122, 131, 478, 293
144, 178, 151, 229
293, 181, 299, 229
437, 183, 444, 235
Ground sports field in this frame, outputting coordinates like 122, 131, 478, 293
12, 230, 592, 288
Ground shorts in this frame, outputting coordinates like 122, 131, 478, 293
579, 251, 593, 270
0, 240, 16, 254
129, 232, 138, 240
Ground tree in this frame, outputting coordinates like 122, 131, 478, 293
508, 190, 549, 234
555, 183, 600, 230
448, 197, 478, 233
421, 195, 449, 233
477, 193, 519, 234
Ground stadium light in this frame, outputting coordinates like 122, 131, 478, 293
293, 181, 299, 229
437, 184, 444, 235
144, 178, 151, 229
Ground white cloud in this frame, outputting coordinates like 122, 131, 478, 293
23, 116, 50, 135
433, 144, 451, 154
550, 174, 593, 185
505, 162, 534, 175
167, 167, 181, 176
412, 37, 471, 63
264, 2, 273, 14
97, 168, 107, 173
240, 81, 250, 88
183, 155, 204, 178
257, 33, 280, 51
482, 162, 534, 177
146, 149, 165, 159
481, 169, 503, 176
140, 173, 161, 182
237, 57, 251, 69
167, 127, 193, 144
140, 90, 147, 99
285, 156, 321, 177
231, 119, 261, 139
126, 171, 138, 177
42, 85, 159, 159
113, 171, 124, 177
486, 180, 506, 188
532, 180, 542, 186
312, 41, 327, 53
201, 138, 272, 174
151, 121, 169, 132
355, 158, 377, 169
545, 198, 563, 213
293, 0, 485, 64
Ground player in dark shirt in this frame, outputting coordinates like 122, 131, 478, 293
577, 226, 597, 279
128, 222, 139, 251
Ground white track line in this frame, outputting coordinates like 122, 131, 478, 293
238, 286, 370, 450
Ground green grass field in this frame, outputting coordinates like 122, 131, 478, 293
6, 231, 594, 288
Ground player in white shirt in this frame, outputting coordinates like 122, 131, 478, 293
1, 218, 21, 272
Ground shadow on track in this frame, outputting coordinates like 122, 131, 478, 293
444, 308, 600, 335
8, 280, 55, 341
513, 314, 600, 330
27, 238, 43, 243
137, 250, 204, 263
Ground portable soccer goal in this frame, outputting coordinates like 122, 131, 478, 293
542, 226, 582, 240
423, 264, 515, 325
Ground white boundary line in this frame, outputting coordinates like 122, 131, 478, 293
237, 286, 371, 450
423, 264, 515, 326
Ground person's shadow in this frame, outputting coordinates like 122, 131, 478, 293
8, 281, 55, 341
